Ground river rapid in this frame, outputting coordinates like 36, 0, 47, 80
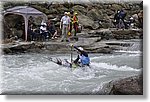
0, 42, 142, 95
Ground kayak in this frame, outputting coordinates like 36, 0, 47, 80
46, 57, 90, 69
47, 57, 78, 68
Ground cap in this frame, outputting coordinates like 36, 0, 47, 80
64, 12, 68, 15
43, 23, 47, 26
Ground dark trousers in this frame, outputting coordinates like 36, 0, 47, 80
73, 23, 78, 36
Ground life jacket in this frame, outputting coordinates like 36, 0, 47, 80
73, 15, 78, 24
79, 55, 90, 65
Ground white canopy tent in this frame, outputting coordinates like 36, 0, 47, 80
3, 6, 47, 41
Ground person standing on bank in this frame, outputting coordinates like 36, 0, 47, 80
73, 12, 79, 37
60, 12, 71, 42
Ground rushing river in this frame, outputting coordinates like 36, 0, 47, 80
0, 42, 142, 95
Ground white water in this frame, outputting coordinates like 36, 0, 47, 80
1, 52, 142, 94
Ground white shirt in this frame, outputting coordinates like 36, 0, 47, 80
61, 15, 70, 25
40, 26, 47, 33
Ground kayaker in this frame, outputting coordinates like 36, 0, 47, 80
71, 44, 90, 66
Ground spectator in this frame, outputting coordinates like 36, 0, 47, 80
114, 10, 120, 28
47, 19, 58, 39
60, 12, 71, 42
28, 24, 37, 41
114, 9, 127, 29
40, 22, 49, 41
137, 10, 143, 28
67, 12, 73, 37
118, 9, 127, 29
73, 12, 79, 37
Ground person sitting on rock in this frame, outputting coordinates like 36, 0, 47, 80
28, 24, 37, 41
47, 19, 58, 39
40, 22, 49, 40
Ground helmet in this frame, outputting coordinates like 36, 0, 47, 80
67, 12, 70, 15
74, 12, 78, 15
78, 47, 84, 51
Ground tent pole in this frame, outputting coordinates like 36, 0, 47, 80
24, 16, 28, 41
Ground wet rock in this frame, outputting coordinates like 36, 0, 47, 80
87, 47, 112, 54
88, 29, 113, 40
111, 29, 142, 40
101, 75, 143, 95
2, 48, 12, 54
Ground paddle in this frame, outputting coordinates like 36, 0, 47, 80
70, 43, 73, 68
45, 57, 58, 64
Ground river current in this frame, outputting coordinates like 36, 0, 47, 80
0, 42, 142, 94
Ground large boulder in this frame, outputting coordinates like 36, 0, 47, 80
109, 75, 143, 95
99, 75, 143, 95
86, 8, 103, 21
78, 14, 100, 30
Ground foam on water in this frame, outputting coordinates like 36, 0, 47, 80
114, 50, 142, 54
91, 62, 141, 71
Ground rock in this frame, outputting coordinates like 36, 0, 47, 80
94, 47, 112, 54
111, 4, 123, 11
111, 29, 142, 40
86, 8, 102, 21
85, 47, 112, 54
2, 48, 12, 54
72, 5, 87, 15
92, 21, 100, 30
105, 9, 115, 16
101, 22, 111, 29
74, 37, 98, 46
108, 75, 143, 95
78, 14, 97, 30
88, 29, 113, 40
47, 15, 55, 19
45, 43, 67, 51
